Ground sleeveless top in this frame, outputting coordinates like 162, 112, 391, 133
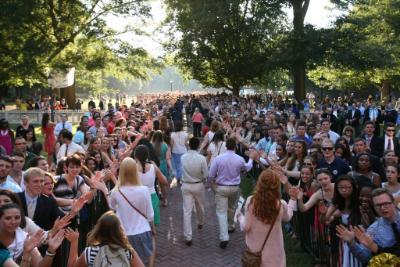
139, 164, 156, 194
84, 246, 131, 267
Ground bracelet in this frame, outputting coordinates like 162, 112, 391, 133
46, 250, 56, 257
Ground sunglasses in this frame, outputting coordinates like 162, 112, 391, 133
313, 138, 321, 141
386, 129, 395, 132
322, 147, 334, 151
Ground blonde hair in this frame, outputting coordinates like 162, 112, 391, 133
23, 167, 44, 183
118, 158, 141, 187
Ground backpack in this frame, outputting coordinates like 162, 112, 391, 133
93, 245, 130, 267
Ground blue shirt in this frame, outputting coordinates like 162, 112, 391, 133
208, 150, 253, 185
350, 211, 400, 264
255, 137, 269, 151
317, 157, 351, 182
0, 179, 22, 193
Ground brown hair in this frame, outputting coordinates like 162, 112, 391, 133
252, 169, 281, 224
87, 211, 133, 252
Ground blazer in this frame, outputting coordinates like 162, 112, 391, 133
347, 109, 362, 126
18, 192, 63, 231
370, 136, 400, 158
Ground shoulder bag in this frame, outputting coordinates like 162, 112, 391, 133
241, 201, 281, 267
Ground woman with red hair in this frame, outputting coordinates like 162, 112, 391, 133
238, 169, 296, 267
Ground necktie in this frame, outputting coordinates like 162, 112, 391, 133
387, 138, 393, 151
391, 222, 400, 241
64, 144, 69, 157
62, 122, 65, 129
27, 200, 35, 218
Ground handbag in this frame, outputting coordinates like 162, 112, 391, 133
241, 201, 281, 267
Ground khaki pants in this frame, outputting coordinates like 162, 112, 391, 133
181, 182, 206, 241
215, 185, 240, 241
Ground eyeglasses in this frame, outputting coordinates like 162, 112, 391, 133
387, 129, 396, 132
374, 202, 393, 209
322, 147, 334, 151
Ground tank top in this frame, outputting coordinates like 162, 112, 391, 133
139, 164, 156, 194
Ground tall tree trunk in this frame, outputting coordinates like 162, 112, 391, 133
381, 80, 390, 101
292, 0, 309, 104
60, 84, 76, 109
232, 85, 240, 96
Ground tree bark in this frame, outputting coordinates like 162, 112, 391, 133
60, 84, 76, 109
381, 80, 390, 101
232, 85, 240, 96
292, 0, 309, 104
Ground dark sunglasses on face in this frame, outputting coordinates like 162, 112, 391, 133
322, 147, 334, 151
387, 129, 395, 132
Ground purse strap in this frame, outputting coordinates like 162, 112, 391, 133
118, 188, 148, 220
258, 201, 281, 252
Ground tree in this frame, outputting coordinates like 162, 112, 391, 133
308, 0, 400, 100
0, 0, 153, 103
165, 0, 285, 96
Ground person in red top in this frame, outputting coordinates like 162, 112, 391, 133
41, 113, 56, 167
191, 108, 204, 138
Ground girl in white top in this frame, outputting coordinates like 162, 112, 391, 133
0, 203, 65, 267
207, 130, 227, 165
170, 122, 188, 181
382, 164, 400, 206
97, 157, 154, 266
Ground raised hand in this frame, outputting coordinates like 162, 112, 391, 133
23, 229, 45, 253
336, 224, 355, 243
51, 215, 72, 236
71, 194, 88, 215
47, 229, 65, 253
354, 226, 374, 248
64, 228, 79, 244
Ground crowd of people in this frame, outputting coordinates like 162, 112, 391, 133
0, 92, 399, 267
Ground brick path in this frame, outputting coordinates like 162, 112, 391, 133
155, 186, 245, 267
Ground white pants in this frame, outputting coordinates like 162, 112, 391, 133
181, 182, 206, 241
215, 185, 239, 241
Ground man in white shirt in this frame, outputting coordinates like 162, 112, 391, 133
7, 152, 25, 190
320, 119, 340, 144
181, 137, 208, 246
56, 130, 85, 162
54, 113, 73, 137
0, 156, 22, 193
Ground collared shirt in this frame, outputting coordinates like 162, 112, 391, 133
255, 137, 269, 151
181, 150, 208, 183
24, 191, 38, 218
0, 178, 22, 193
317, 156, 351, 182
56, 142, 85, 162
350, 211, 400, 264
88, 125, 106, 138
54, 121, 73, 137
384, 135, 394, 151
208, 150, 253, 185
7, 172, 25, 191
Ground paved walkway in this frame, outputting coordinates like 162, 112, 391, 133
155, 186, 245, 267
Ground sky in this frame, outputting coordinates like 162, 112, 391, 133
105, 0, 343, 58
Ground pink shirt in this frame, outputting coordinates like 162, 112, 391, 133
192, 113, 204, 123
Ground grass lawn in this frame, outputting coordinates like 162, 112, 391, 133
240, 175, 314, 267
